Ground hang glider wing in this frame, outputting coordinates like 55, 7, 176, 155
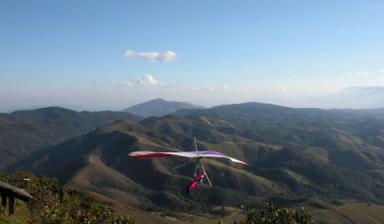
128, 150, 248, 165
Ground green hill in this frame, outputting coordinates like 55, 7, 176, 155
0, 107, 140, 168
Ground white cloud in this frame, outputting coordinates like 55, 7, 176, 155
355, 71, 369, 77
189, 86, 215, 91
223, 85, 230, 90
109, 74, 164, 87
189, 86, 200, 91
379, 69, 384, 73
124, 49, 177, 62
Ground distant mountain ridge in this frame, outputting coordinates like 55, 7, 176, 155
0, 106, 140, 168
122, 98, 203, 117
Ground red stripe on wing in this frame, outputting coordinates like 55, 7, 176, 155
128, 151, 175, 158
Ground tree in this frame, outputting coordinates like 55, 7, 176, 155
240, 203, 314, 224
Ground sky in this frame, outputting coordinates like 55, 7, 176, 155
1, 0, 384, 111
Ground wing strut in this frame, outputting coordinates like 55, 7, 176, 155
194, 137, 199, 156
200, 161, 212, 186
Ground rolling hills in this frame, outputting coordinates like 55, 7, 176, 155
0, 107, 140, 168
6, 102, 384, 223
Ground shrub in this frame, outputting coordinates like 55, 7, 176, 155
240, 202, 315, 224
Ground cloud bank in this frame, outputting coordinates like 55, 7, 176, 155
109, 74, 163, 87
125, 49, 177, 62
189, 86, 215, 91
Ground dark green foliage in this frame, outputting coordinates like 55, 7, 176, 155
0, 171, 136, 224
240, 203, 315, 224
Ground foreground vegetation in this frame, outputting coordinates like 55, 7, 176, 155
0, 171, 318, 224
240, 203, 314, 224
0, 171, 135, 224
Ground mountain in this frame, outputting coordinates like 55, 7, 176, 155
10, 119, 278, 216
122, 98, 203, 117
8, 102, 384, 223
0, 107, 140, 168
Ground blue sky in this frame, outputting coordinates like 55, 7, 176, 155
1, 0, 384, 111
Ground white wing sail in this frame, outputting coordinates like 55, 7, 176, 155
128, 149, 248, 165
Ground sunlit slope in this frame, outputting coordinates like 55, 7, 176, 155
12, 118, 282, 212
314, 202, 384, 224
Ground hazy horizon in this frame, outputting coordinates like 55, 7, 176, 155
2, 89, 384, 113
1, 1, 384, 112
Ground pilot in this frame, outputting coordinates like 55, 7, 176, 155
186, 167, 206, 192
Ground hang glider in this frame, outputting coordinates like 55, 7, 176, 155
128, 150, 248, 165
128, 138, 248, 192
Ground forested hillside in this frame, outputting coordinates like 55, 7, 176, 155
0, 107, 140, 168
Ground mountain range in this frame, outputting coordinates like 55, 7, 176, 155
121, 98, 203, 117
3, 100, 384, 223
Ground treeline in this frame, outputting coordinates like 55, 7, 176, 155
215, 203, 315, 224
238, 202, 314, 224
